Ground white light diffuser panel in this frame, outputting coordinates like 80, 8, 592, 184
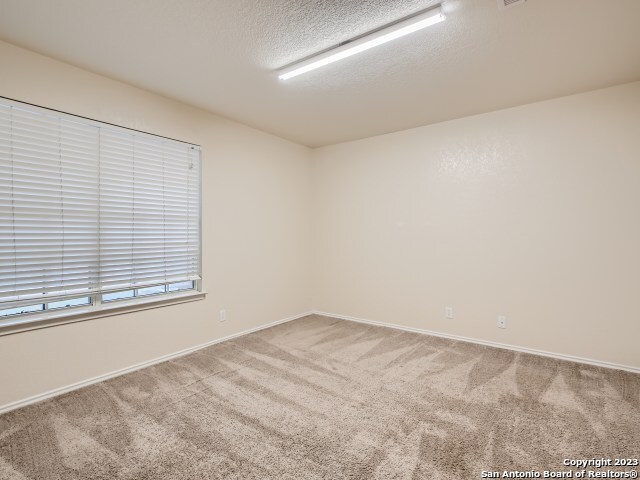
278, 5, 445, 80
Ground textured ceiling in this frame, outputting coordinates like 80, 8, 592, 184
0, 0, 639, 147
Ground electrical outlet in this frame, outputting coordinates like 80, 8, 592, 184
445, 306, 454, 319
497, 315, 507, 329
219, 309, 226, 322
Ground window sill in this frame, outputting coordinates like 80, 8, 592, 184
0, 290, 206, 337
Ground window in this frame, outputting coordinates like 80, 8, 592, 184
0, 98, 202, 331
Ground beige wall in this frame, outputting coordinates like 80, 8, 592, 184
0, 41, 313, 407
312, 81, 640, 369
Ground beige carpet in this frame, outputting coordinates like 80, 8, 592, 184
0, 314, 638, 479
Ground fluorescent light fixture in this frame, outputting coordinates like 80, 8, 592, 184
278, 5, 445, 80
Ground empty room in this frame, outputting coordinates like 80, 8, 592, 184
0, 0, 639, 479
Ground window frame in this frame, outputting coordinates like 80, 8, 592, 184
0, 96, 205, 336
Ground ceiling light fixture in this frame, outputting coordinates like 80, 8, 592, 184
278, 5, 445, 81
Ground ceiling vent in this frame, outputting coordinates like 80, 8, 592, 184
498, 0, 526, 9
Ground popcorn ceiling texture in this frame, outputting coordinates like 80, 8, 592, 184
0, 315, 638, 479
0, 0, 639, 146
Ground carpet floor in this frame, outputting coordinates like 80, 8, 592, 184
0, 314, 638, 479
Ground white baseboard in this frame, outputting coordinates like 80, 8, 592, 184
313, 310, 640, 374
0, 311, 313, 416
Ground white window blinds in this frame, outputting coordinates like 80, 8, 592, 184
0, 99, 201, 305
